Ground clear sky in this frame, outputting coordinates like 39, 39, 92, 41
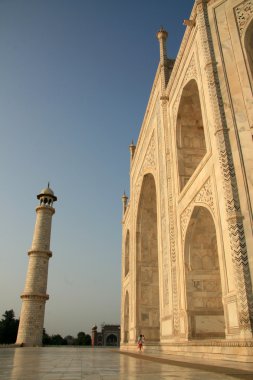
0, 0, 193, 337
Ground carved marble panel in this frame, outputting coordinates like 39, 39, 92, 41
235, 0, 253, 36
134, 132, 156, 218
181, 178, 215, 241
172, 54, 198, 126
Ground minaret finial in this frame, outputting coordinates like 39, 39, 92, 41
122, 191, 128, 216
48, 181, 50, 188
156, 27, 170, 90
156, 27, 168, 64
129, 139, 136, 163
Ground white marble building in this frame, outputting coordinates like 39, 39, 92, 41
121, 0, 253, 362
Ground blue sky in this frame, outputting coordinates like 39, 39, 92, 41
0, 0, 193, 337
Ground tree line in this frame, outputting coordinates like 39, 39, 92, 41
43, 329, 91, 345
0, 310, 91, 346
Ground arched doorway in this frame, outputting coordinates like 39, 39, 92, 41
125, 230, 130, 277
136, 174, 160, 342
97, 336, 103, 346
106, 334, 118, 346
184, 206, 225, 339
245, 19, 253, 84
176, 80, 207, 191
124, 291, 129, 343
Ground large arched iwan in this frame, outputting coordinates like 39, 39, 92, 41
176, 80, 207, 191
136, 173, 160, 342
184, 206, 225, 339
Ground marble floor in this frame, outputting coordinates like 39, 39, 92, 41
0, 347, 252, 380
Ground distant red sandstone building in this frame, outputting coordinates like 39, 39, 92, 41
91, 324, 120, 347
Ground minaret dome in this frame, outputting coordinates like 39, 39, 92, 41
37, 184, 57, 206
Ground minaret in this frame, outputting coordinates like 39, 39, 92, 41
121, 192, 128, 216
129, 140, 136, 164
91, 325, 98, 347
156, 27, 174, 90
16, 185, 57, 346
156, 27, 168, 67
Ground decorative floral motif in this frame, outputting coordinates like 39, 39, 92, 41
181, 204, 194, 242
181, 178, 215, 241
183, 55, 197, 86
172, 92, 181, 127
143, 133, 156, 169
195, 179, 215, 214
235, 0, 253, 35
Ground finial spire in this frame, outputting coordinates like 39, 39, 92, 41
156, 27, 171, 90
129, 139, 136, 163
122, 191, 127, 199
156, 27, 168, 65
48, 181, 50, 188
122, 191, 128, 215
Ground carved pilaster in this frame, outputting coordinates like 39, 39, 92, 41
196, 0, 253, 335
156, 112, 169, 308
159, 95, 180, 336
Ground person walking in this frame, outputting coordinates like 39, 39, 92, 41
137, 334, 143, 352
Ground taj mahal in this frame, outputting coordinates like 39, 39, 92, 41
120, 0, 253, 362
13, 0, 253, 365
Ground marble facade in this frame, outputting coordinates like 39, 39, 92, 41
121, 0, 253, 362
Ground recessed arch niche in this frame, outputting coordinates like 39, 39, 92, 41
176, 79, 207, 191
136, 173, 160, 341
125, 230, 130, 277
245, 19, 253, 86
184, 206, 225, 339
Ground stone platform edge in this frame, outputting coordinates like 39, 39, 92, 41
118, 349, 253, 377
120, 341, 253, 364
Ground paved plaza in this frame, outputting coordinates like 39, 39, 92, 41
0, 347, 252, 380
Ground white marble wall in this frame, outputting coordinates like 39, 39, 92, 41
121, 0, 253, 352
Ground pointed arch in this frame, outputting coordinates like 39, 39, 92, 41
244, 18, 253, 86
136, 173, 160, 342
176, 79, 207, 191
184, 206, 225, 339
106, 334, 118, 346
